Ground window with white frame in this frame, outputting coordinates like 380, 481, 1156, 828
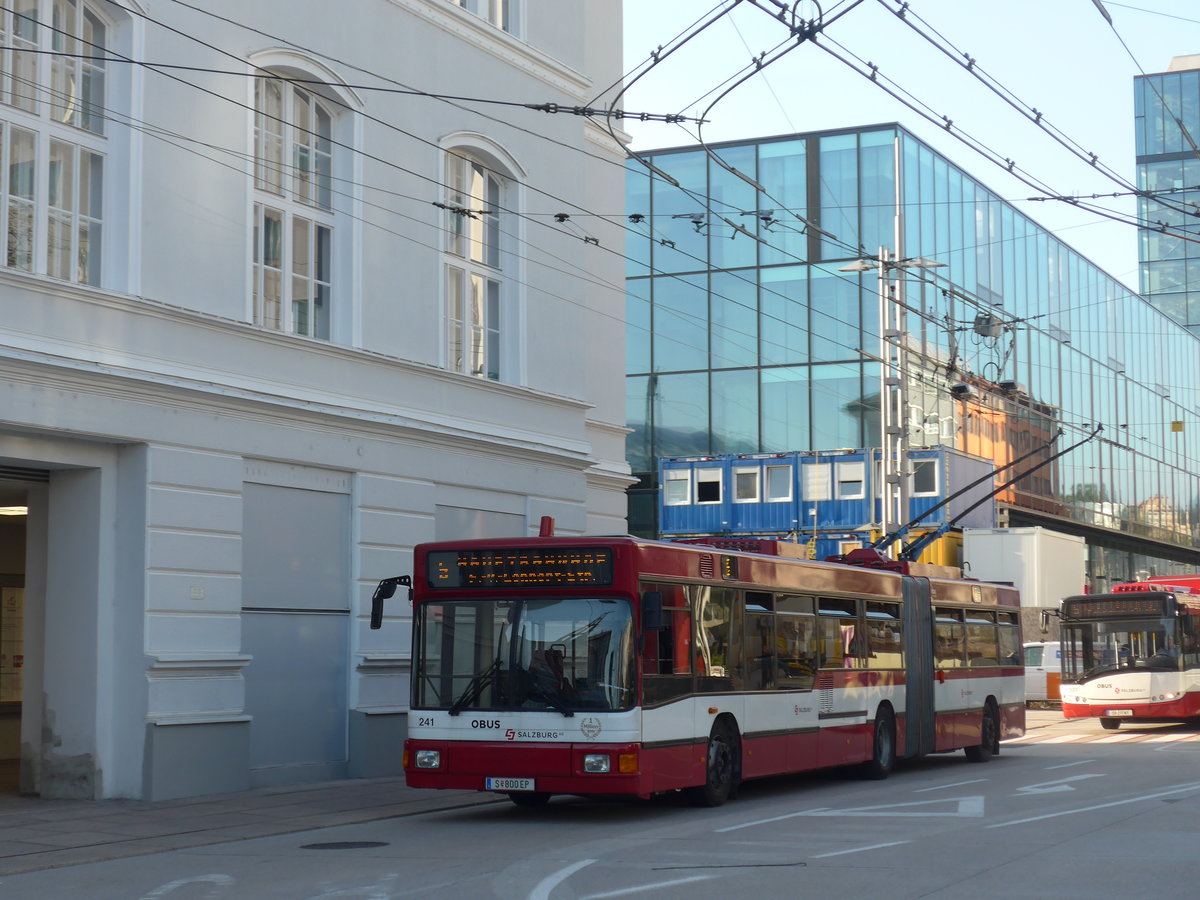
765, 464, 792, 502
911, 458, 939, 497
252, 75, 334, 340
696, 468, 722, 504
0, 0, 107, 286
733, 467, 759, 503
803, 463, 832, 501
664, 469, 690, 505
835, 460, 866, 499
449, 0, 514, 32
444, 148, 508, 380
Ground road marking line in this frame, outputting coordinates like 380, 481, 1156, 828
1045, 759, 1096, 769
913, 779, 988, 793
579, 875, 714, 899
1040, 734, 1089, 743
1093, 734, 1139, 742
988, 782, 1200, 828
716, 808, 830, 832
530, 860, 596, 900
811, 840, 911, 858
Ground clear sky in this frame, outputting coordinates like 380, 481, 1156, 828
619, 0, 1200, 292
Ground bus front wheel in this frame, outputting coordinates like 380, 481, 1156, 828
860, 705, 896, 780
686, 721, 739, 807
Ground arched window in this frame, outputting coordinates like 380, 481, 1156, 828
0, 0, 110, 286
252, 74, 335, 340
443, 145, 517, 380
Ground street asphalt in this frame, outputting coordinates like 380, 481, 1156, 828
0, 708, 1068, 877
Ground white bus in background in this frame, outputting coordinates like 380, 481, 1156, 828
1024, 641, 1061, 701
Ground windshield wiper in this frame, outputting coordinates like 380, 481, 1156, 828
448, 657, 503, 716
528, 687, 574, 718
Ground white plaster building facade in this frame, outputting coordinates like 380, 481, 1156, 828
0, 0, 630, 800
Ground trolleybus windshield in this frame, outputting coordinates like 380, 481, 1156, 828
1062, 615, 1182, 680
414, 596, 635, 715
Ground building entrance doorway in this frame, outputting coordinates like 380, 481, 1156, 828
0, 482, 30, 793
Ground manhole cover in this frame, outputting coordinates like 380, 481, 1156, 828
299, 841, 390, 850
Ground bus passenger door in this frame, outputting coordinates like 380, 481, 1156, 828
902, 578, 935, 759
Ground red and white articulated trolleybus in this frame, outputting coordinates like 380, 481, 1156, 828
1059, 576, 1200, 729
371, 534, 1025, 807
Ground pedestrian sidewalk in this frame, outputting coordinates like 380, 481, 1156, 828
0, 776, 502, 877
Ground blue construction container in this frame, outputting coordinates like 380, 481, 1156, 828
658, 447, 995, 544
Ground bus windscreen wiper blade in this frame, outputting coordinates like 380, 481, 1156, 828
448, 657, 502, 716
528, 688, 574, 718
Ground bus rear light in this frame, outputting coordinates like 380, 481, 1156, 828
415, 749, 441, 769
583, 754, 611, 773
618, 753, 638, 774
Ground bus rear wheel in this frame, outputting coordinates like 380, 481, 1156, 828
860, 706, 896, 780
686, 721, 739, 807
965, 702, 999, 762
1100, 718, 1120, 731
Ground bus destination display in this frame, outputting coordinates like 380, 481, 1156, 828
427, 548, 614, 589
1063, 596, 1168, 618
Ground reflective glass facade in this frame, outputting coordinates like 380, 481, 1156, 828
1135, 61, 1200, 335
627, 125, 1200, 585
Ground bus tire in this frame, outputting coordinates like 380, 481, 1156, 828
965, 701, 999, 763
507, 791, 551, 808
1100, 718, 1120, 731
686, 720, 739, 807
860, 705, 896, 780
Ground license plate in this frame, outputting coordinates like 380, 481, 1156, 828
1104, 709, 1134, 717
486, 777, 535, 791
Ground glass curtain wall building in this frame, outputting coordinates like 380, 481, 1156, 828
1135, 55, 1200, 334
627, 124, 1200, 586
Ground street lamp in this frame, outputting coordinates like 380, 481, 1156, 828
839, 249, 946, 555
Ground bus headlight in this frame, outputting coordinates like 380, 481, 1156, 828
583, 754, 611, 773
1158, 692, 1180, 702
415, 749, 441, 769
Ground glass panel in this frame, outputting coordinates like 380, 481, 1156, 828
654, 372, 709, 457
292, 88, 313, 204
761, 366, 809, 451
468, 273, 485, 376
255, 79, 285, 194
51, 0, 78, 126
734, 469, 759, 502
711, 368, 758, 454
664, 470, 690, 505
627, 279, 651, 374
7, 127, 35, 271
710, 270, 757, 368
760, 266, 807, 366
315, 103, 332, 210
79, 7, 105, 134
757, 139, 806, 267
819, 133, 858, 259
9, 0, 39, 112
695, 587, 740, 691
260, 207, 283, 329
291, 216, 311, 335
485, 277, 500, 380
447, 265, 464, 372
765, 464, 792, 501
652, 273, 706, 372
47, 140, 74, 280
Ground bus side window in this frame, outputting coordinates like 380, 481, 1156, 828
640, 582, 693, 705
694, 586, 741, 691
934, 608, 965, 668
776, 611, 816, 689
818, 597, 860, 669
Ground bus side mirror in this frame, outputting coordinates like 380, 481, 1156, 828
1039, 608, 1058, 635
642, 591, 665, 631
371, 576, 412, 630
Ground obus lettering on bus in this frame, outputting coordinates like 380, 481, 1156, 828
471, 719, 500, 729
